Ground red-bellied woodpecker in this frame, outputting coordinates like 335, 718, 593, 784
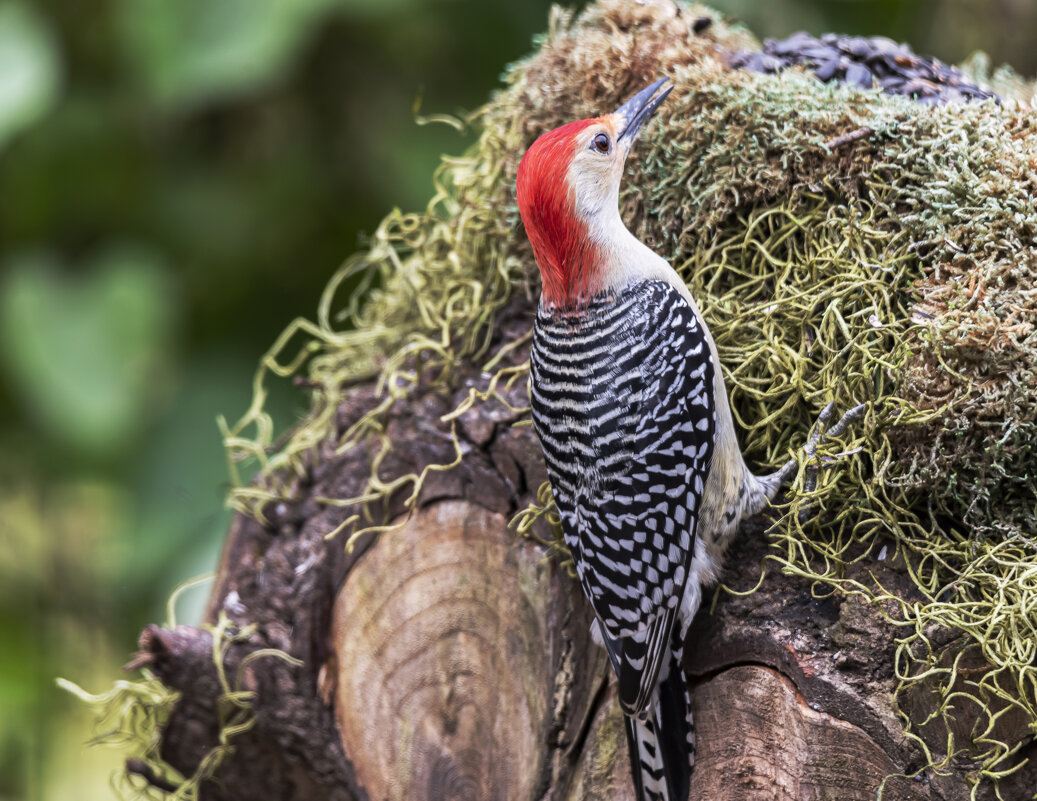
516, 78, 863, 801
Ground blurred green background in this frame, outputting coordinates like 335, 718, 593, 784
0, 1, 1031, 799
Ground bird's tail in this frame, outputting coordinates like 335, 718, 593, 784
623, 646, 694, 801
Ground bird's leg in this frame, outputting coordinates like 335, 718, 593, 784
753, 401, 866, 516
800, 401, 865, 494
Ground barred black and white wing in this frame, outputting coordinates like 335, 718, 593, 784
530, 279, 716, 709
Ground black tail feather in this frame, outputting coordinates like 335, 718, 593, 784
623, 650, 694, 801
657, 657, 692, 801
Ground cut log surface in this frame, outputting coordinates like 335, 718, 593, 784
134, 301, 1036, 800
692, 666, 919, 800
331, 501, 575, 801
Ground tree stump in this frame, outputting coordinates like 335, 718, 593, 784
120, 1, 1037, 798
127, 323, 1036, 798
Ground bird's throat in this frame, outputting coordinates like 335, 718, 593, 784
533, 223, 611, 309
541, 253, 607, 309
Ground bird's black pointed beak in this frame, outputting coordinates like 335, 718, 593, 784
615, 77, 673, 143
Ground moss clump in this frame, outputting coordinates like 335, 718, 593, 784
58, 672, 181, 799
221, 0, 1037, 792
62, 609, 302, 799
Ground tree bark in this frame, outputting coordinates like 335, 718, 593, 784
127, 296, 1035, 801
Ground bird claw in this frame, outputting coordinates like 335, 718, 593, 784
823, 401, 866, 440
769, 401, 864, 496
803, 401, 836, 460
797, 401, 866, 521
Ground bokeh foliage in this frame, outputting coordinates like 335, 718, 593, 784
0, 1, 553, 798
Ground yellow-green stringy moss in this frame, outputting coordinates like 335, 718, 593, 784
219, 0, 1037, 793
59, 672, 180, 799
61, 588, 302, 799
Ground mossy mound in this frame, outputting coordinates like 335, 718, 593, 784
222, 0, 1037, 790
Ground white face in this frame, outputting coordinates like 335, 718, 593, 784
566, 115, 631, 227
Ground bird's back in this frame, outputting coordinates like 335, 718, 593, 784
530, 279, 716, 645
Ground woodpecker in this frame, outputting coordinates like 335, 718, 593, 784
516, 78, 862, 801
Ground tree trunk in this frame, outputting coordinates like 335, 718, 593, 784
127, 298, 1036, 800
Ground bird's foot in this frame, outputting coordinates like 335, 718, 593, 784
772, 401, 866, 519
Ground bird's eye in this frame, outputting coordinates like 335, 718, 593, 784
591, 132, 611, 154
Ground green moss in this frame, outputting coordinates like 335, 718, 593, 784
214, 0, 1037, 792
58, 672, 181, 799
61, 611, 302, 799
589, 702, 625, 789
